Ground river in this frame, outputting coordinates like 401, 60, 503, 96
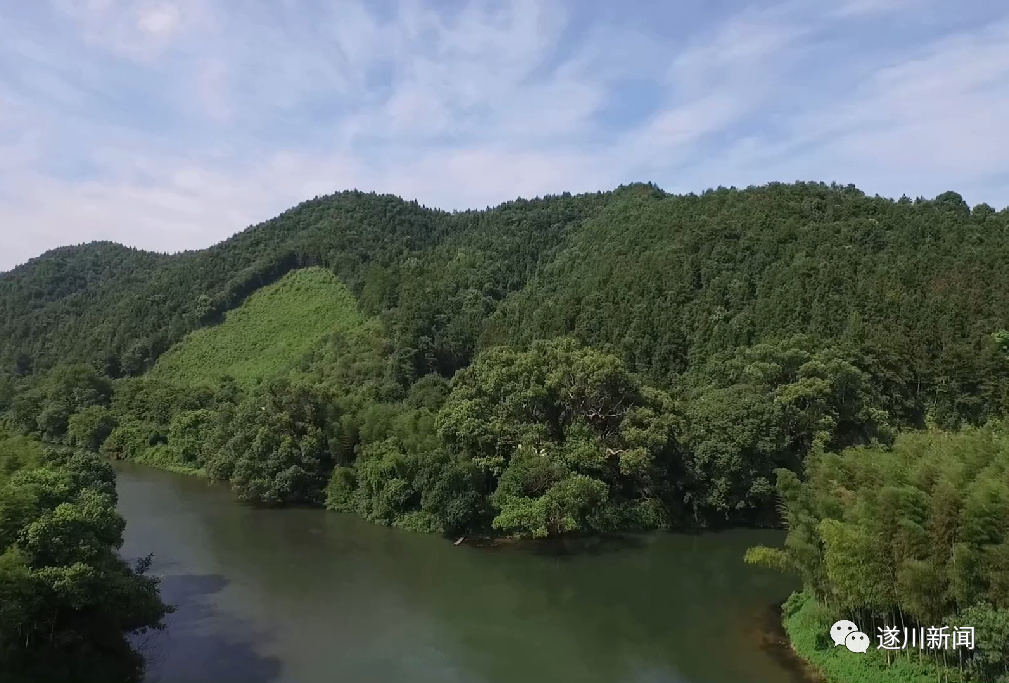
114, 462, 808, 683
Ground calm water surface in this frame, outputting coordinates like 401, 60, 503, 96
115, 462, 806, 683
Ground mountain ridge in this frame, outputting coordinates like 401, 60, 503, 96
0, 186, 618, 375
3, 181, 1008, 415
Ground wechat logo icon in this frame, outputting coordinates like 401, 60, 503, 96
831, 620, 870, 653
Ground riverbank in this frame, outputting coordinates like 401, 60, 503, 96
38, 441, 962, 683
115, 448, 207, 478
781, 592, 961, 683
113, 461, 809, 683
112, 446, 933, 683
752, 603, 823, 683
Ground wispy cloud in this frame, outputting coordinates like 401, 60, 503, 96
0, 0, 1007, 270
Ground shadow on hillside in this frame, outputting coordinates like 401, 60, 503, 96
137, 573, 283, 683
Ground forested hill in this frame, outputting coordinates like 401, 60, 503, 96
3, 181, 1009, 529
0, 187, 614, 377
6, 181, 1009, 683
4, 182, 1009, 401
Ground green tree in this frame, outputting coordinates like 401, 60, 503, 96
0, 445, 172, 683
437, 338, 680, 537
205, 379, 340, 505
167, 409, 215, 464
66, 405, 117, 452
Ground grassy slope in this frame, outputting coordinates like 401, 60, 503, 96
150, 267, 366, 385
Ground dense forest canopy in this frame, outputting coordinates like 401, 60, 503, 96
2, 182, 1009, 527
4, 183, 1007, 409
3, 180, 1009, 681
0, 431, 172, 683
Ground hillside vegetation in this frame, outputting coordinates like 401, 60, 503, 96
150, 267, 366, 385
3, 184, 1008, 429
748, 427, 1009, 683
3, 181, 1009, 681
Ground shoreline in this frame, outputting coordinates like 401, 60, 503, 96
779, 592, 966, 683
114, 455, 986, 683
755, 602, 825, 683
108, 454, 711, 542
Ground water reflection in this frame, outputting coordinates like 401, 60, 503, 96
115, 463, 806, 683
136, 572, 282, 683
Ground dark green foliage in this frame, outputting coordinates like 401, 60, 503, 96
5, 184, 1009, 432
5, 181, 1009, 677
950, 602, 1009, 683
748, 426, 1009, 682
203, 379, 341, 505
0, 374, 15, 413
10, 365, 113, 442
485, 184, 1009, 426
0, 191, 605, 379
325, 437, 488, 536
680, 337, 894, 522
100, 422, 165, 461
5, 181, 1009, 683
66, 406, 117, 452
0, 432, 42, 486
0, 437, 172, 683
436, 338, 681, 537
167, 409, 215, 465
3, 182, 1009, 535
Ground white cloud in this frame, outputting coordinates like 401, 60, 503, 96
195, 58, 231, 123
685, 16, 1009, 196
137, 4, 180, 36
46, 0, 206, 61
830, 0, 918, 18
1, 0, 1008, 271
659, 98, 738, 145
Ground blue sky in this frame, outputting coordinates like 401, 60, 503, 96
1, 0, 1008, 270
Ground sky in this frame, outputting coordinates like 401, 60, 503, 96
1, 0, 1008, 271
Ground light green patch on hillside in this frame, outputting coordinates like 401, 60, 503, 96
151, 267, 366, 385
0, 431, 43, 486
